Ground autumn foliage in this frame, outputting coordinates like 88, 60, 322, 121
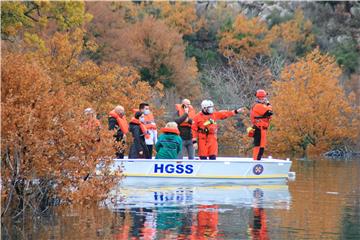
269, 49, 360, 155
218, 14, 272, 61
218, 9, 315, 63
1, 17, 162, 216
85, 2, 201, 97
269, 9, 315, 58
116, 16, 199, 97
1, 53, 119, 216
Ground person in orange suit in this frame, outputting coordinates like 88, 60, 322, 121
250, 89, 273, 160
192, 100, 244, 160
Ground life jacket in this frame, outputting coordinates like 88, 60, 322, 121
109, 110, 129, 134
175, 104, 196, 127
250, 103, 272, 129
160, 127, 180, 135
194, 112, 218, 135
132, 109, 157, 130
130, 118, 150, 139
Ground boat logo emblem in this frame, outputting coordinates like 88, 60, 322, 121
253, 164, 264, 175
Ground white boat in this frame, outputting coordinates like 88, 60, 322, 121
103, 157, 292, 185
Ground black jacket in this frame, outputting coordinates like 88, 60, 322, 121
108, 116, 124, 141
174, 112, 193, 140
128, 123, 150, 159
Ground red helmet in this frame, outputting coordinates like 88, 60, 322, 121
256, 89, 267, 99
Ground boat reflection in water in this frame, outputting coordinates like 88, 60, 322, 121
104, 183, 291, 239
105, 183, 291, 209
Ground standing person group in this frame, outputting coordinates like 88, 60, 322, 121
89, 89, 272, 160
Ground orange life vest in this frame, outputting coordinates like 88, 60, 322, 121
130, 118, 150, 139
132, 109, 157, 130
109, 110, 129, 134
250, 103, 272, 128
175, 104, 196, 127
160, 127, 180, 135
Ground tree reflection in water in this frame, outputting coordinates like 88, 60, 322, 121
2, 158, 360, 239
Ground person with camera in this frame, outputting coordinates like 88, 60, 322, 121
174, 99, 196, 159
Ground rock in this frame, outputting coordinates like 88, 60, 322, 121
336, 35, 352, 43
350, 7, 360, 18
280, 9, 291, 18
326, 18, 337, 32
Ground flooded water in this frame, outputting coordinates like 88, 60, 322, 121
2, 157, 360, 239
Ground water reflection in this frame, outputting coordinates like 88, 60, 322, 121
105, 183, 290, 239
105, 184, 291, 210
2, 158, 360, 240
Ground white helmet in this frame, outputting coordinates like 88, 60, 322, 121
201, 100, 214, 109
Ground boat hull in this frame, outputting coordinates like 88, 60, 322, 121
105, 157, 292, 185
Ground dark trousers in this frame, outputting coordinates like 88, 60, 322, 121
147, 145, 153, 159
199, 155, 216, 160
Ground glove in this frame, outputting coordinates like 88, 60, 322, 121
246, 127, 255, 137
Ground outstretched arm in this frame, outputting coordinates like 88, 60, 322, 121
214, 107, 245, 120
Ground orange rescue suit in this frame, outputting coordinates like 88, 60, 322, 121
250, 102, 272, 160
192, 110, 235, 158
175, 104, 196, 127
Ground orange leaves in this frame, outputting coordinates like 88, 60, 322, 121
218, 9, 315, 63
218, 14, 272, 61
153, 1, 204, 35
269, 49, 359, 154
116, 16, 200, 97
269, 9, 315, 57
1, 21, 168, 210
